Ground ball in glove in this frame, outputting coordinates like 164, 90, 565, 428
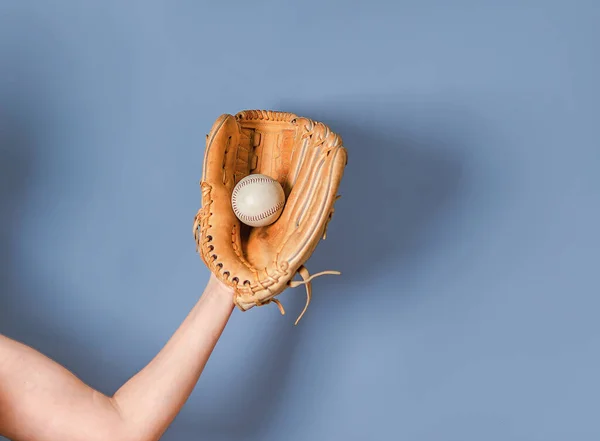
193, 110, 347, 324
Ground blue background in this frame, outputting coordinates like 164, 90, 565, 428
1, 1, 599, 440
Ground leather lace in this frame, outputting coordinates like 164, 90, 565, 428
288, 266, 341, 325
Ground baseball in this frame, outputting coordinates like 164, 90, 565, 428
231, 174, 285, 227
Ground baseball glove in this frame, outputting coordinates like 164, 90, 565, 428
193, 110, 347, 324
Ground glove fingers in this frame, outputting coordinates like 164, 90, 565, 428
276, 118, 344, 228
202, 114, 243, 192
234, 110, 297, 192
278, 143, 347, 264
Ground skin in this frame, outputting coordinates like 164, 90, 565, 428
0, 274, 235, 441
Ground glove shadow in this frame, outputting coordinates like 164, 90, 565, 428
278, 98, 469, 308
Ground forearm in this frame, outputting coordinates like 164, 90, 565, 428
112, 275, 234, 439
0, 275, 235, 441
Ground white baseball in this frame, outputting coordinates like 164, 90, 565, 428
231, 174, 285, 227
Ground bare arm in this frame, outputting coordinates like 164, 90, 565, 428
0, 274, 235, 441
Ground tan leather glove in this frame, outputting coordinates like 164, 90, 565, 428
193, 110, 347, 324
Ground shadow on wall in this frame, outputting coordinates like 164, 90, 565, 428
163, 306, 307, 441
277, 98, 468, 311
0, 116, 33, 314
0, 111, 129, 397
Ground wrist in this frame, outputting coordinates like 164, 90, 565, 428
204, 274, 235, 304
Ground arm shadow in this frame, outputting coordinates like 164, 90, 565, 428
0, 113, 129, 399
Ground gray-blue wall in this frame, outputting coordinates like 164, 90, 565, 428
1, 1, 599, 440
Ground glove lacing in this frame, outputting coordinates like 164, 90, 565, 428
286, 265, 341, 325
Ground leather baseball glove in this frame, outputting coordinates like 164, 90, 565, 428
193, 110, 347, 324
